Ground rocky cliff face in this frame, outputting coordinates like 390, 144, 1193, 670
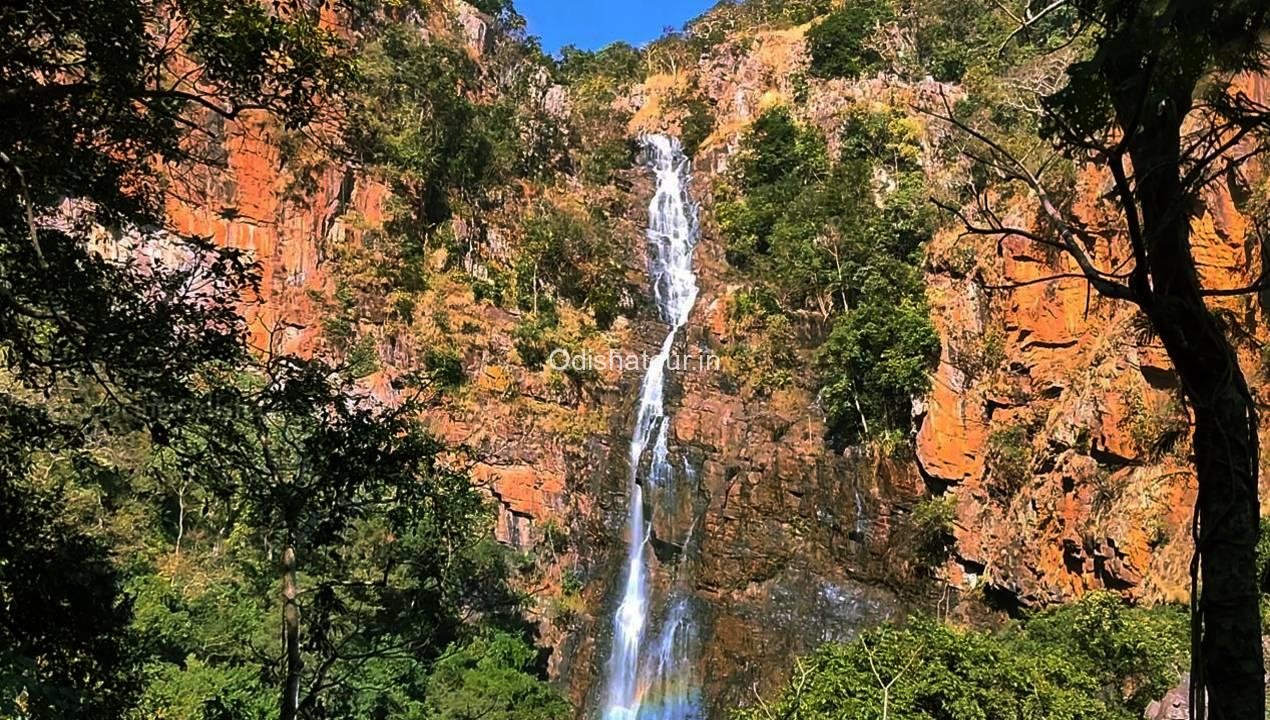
159, 5, 1268, 718
631, 16, 1270, 614
920, 119, 1268, 610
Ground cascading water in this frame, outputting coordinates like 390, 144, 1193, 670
601, 134, 702, 720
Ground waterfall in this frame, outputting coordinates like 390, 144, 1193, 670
601, 135, 702, 720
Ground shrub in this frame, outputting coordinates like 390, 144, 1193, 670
985, 425, 1034, 499
514, 202, 628, 329
1020, 593, 1188, 712
512, 314, 558, 370
817, 271, 940, 446
539, 520, 570, 556
556, 42, 644, 87
344, 334, 381, 378
424, 347, 466, 389
723, 298, 800, 395
679, 95, 715, 157
424, 631, 569, 720
578, 136, 634, 186
733, 106, 828, 188
805, 0, 895, 79
738, 594, 1187, 720
910, 0, 1011, 82
910, 495, 956, 565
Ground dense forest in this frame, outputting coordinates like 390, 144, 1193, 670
2, 0, 1268, 719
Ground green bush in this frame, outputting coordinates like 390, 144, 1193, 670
425, 347, 466, 389
1020, 594, 1188, 712
817, 275, 940, 446
1125, 390, 1188, 460
910, 495, 957, 565
556, 42, 644, 87
806, 0, 896, 79
347, 26, 494, 228
679, 94, 715, 157
578, 136, 635, 186
718, 105, 938, 447
515, 202, 628, 329
724, 292, 800, 395
985, 425, 1034, 499
424, 631, 569, 720
512, 314, 559, 371
910, 0, 1010, 82
737, 594, 1187, 720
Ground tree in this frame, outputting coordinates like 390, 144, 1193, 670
0, 402, 143, 719
805, 0, 895, 79
717, 106, 938, 445
0, 4, 354, 711
932, 1, 1270, 716
739, 594, 1188, 720
165, 353, 522, 720
423, 631, 570, 720
1, 4, 566, 718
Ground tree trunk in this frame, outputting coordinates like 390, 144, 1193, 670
1151, 294, 1263, 718
281, 543, 302, 720
1123, 99, 1264, 718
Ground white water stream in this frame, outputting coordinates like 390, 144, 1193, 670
601, 134, 702, 720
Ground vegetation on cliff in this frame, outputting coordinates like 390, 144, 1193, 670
675, 0, 1269, 714
716, 104, 939, 446
735, 594, 1187, 720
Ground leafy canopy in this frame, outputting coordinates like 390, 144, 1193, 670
737, 594, 1188, 720
716, 105, 938, 446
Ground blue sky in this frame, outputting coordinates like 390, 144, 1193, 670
516, 0, 718, 55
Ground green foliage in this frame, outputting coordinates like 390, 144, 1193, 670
348, 25, 495, 229
948, 326, 1006, 382
0, 463, 144, 719
817, 272, 939, 445
717, 105, 937, 446
910, 495, 956, 565
344, 334, 381, 378
424, 632, 569, 720
738, 595, 1187, 720
539, 520, 571, 556
515, 202, 629, 329
667, 87, 717, 158
342, 8, 568, 302
1020, 594, 1188, 712
985, 425, 1034, 499
723, 289, 800, 394
1258, 517, 1270, 618
136, 355, 542, 717
0, 4, 570, 717
0, 2, 345, 709
513, 313, 561, 371
557, 43, 644, 87
735, 106, 829, 189
579, 136, 636, 186
425, 347, 468, 390
716, 107, 831, 267
806, 0, 895, 79
556, 44, 642, 187
908, 0, 1011, 82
